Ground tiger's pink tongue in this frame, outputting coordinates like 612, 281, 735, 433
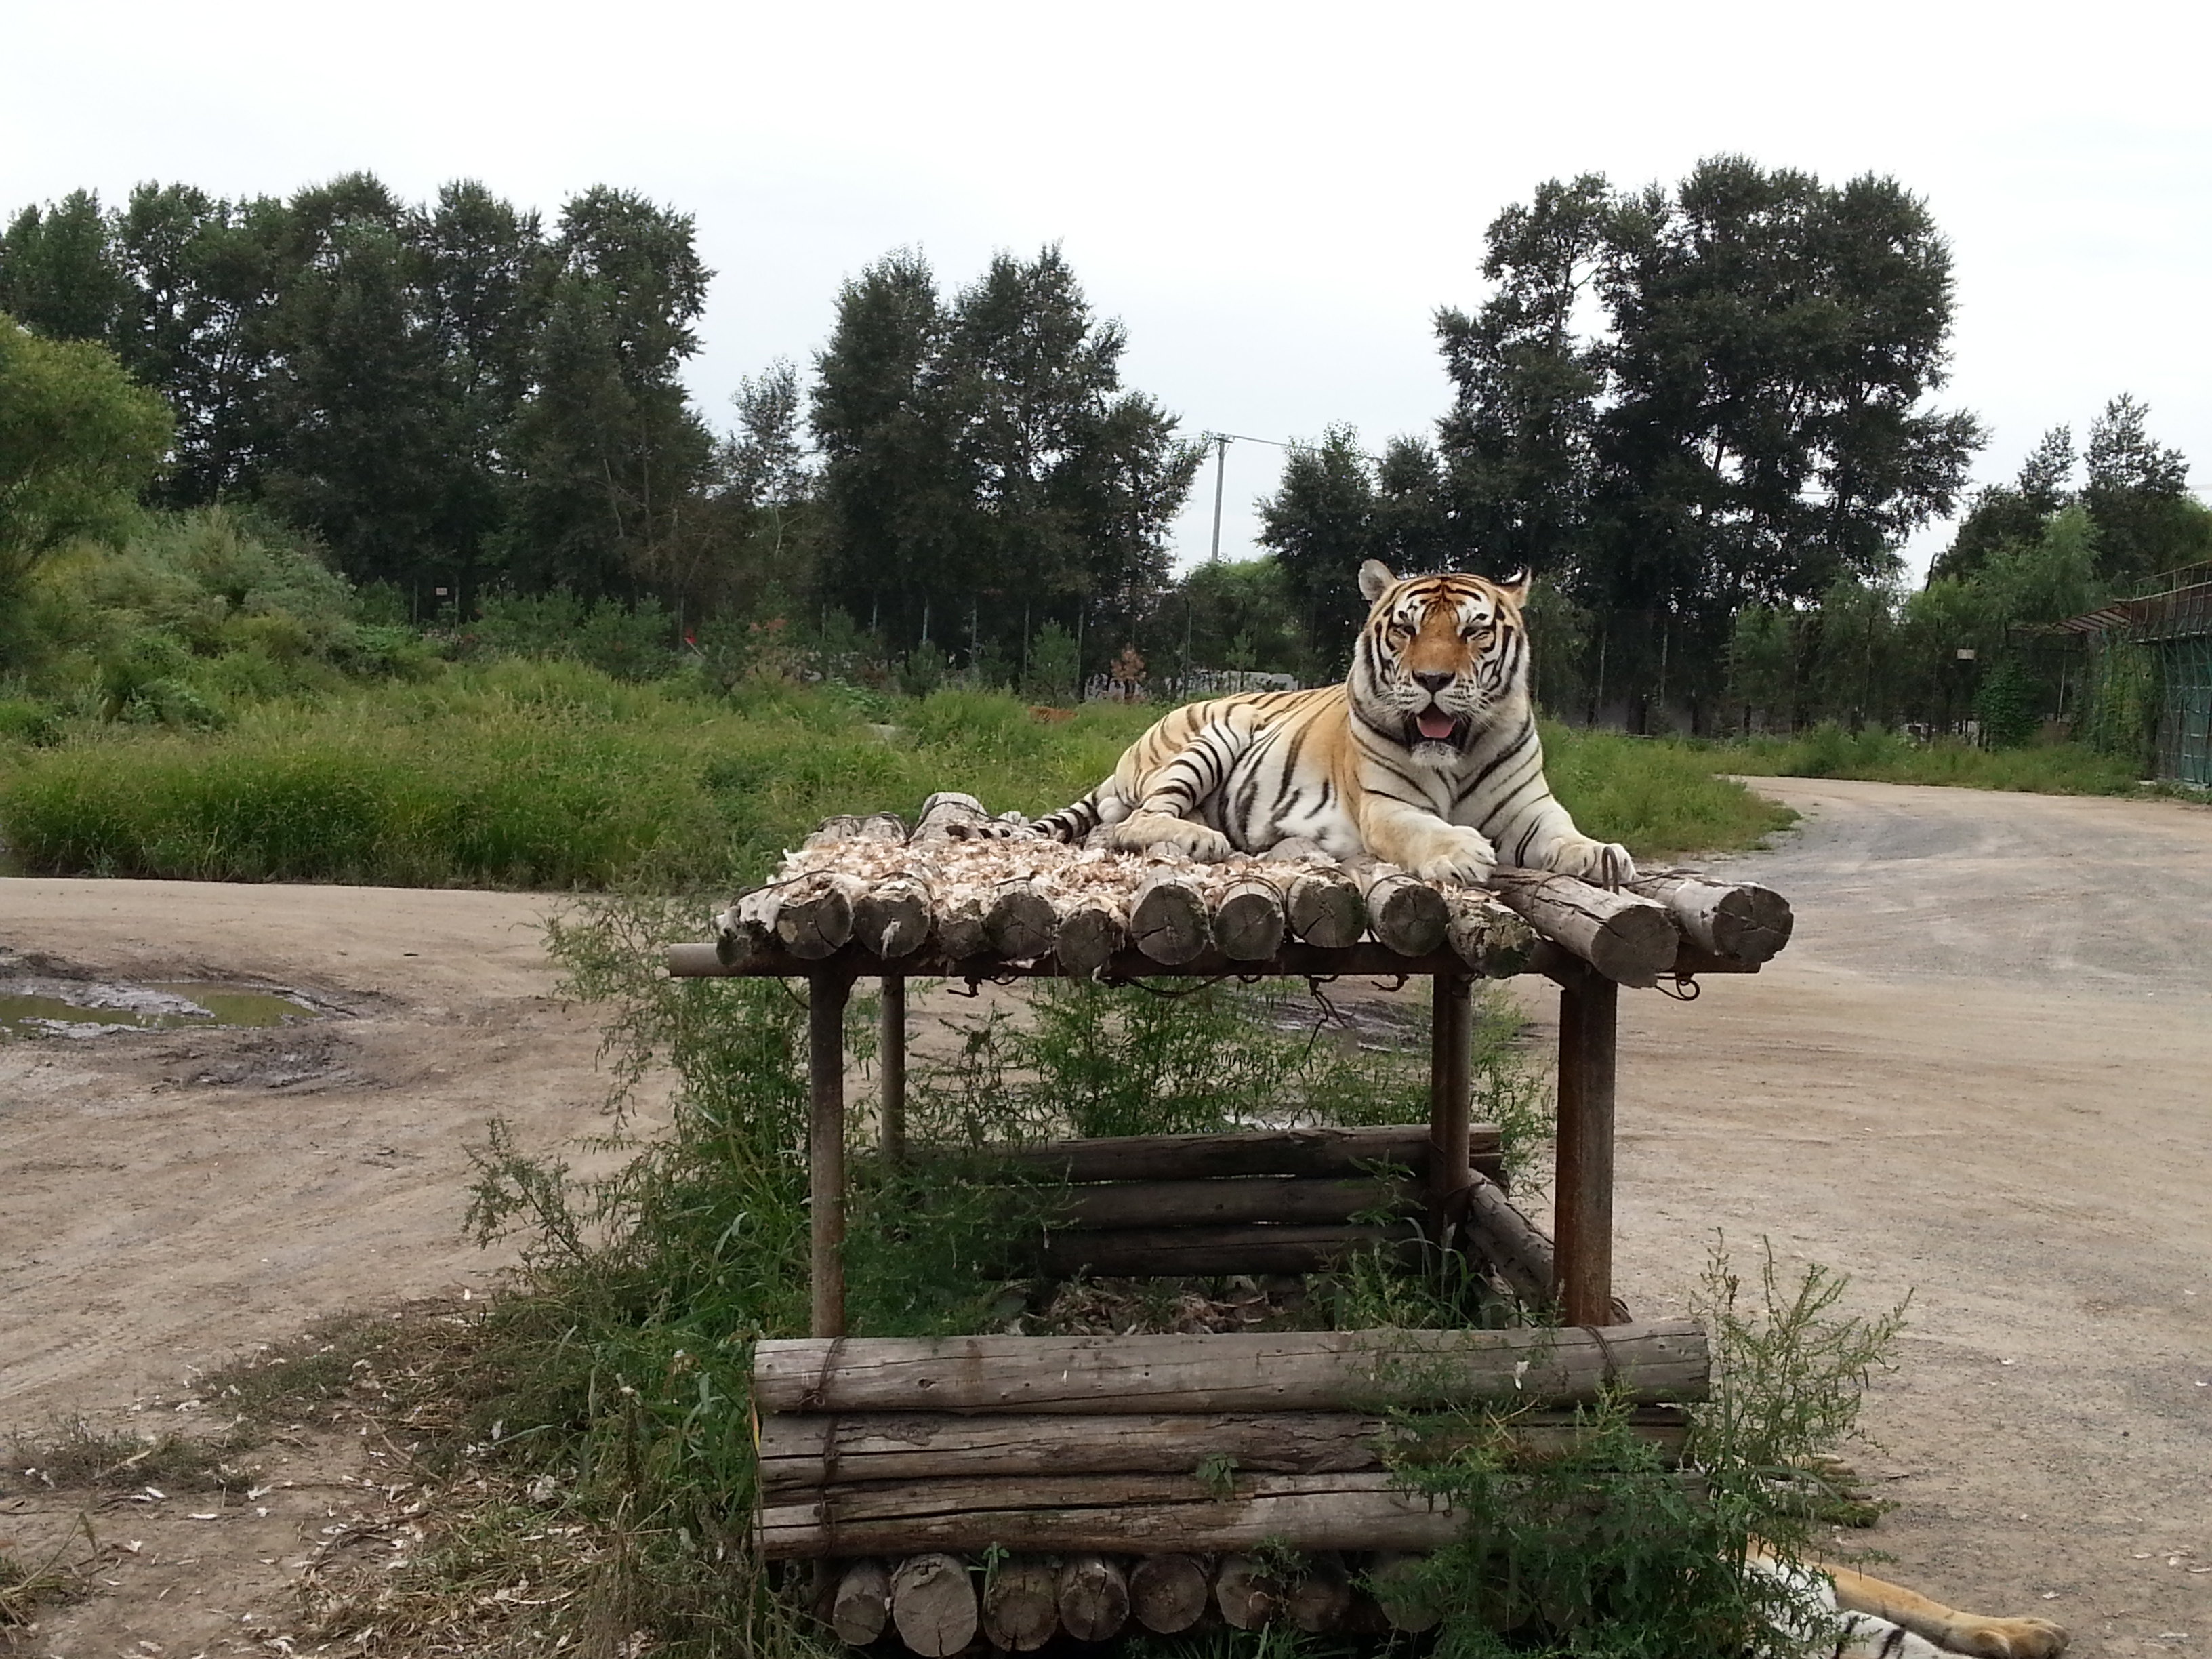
1417, 710, 1455, 741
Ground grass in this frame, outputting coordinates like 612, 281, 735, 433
0, 668, 1790, 890
1720, 722, 2149, 796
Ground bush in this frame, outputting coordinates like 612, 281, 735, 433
1727, 723, 2142, 796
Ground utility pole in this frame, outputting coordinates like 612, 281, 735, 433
1207, 432, 1229, 564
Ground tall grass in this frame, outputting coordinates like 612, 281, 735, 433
0, 670, 1788, 889
1723, 722, 2146, 795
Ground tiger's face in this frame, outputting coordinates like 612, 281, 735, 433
1351, 560, 1532, 767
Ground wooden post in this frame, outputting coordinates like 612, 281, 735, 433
1429, 972, 1473, 1228
810, 968, 853, 1339
880, 972, 907, 1166
1553, 965, 1618, 1325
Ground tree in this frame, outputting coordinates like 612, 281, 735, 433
1931, 424, 2074, 581
0, 320, 173, 597
811, 245, 1198, 667
2081, 394, 2207, 583
259, 176, 455, 588
501, 187, 714, 597
110, 182, 289, 506
1256, 426, 1460, 669
0, 190, 129, 344
1435, 157, 1982, 726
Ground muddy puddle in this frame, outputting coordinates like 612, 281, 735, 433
0, 977, 325, 1039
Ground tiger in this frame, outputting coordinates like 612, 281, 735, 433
1033, 559, 1633, 886
1752, 1549, 2068, 1658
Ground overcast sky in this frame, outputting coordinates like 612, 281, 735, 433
10, 0, 2209, 579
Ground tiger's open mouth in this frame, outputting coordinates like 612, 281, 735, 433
1411, 708, 1462, 745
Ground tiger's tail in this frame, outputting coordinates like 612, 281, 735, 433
1031, 790, 1107, 844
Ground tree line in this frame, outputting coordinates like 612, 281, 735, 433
8, 158, 2206, 733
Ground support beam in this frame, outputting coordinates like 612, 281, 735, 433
811, 968, 855, 1338
1428, 972, 1473, 1228
880, 973, 907, 1166
1553, 966, 1618, 1326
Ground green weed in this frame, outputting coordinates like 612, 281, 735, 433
1724, 723, 2144, 795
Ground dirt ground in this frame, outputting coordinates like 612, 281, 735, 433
3, 777, 2209, 1655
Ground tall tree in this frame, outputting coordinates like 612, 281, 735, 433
260, 174, 457, 587
0, 190, 129, 344
811, 246, 1197, 661
2081, 394, 2205, 583
1434, 157, 1982, 724
501, 187, 713, 596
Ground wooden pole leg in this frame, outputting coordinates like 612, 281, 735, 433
1553, 968, 1618, 1325
881, 972, 907, 1166
810, 969, 853, 1339
1429, 971, 1473, 1229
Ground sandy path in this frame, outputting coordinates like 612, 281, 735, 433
0, 880, 609, 1422
1565, 779, 2212, 1658
3, 780, 2209, 1654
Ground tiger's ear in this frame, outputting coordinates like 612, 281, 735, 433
1492, 568, 1531, 608
1358, 560, 1397, 602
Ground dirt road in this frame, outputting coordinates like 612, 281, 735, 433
1578, 779, 2212, 1657
3, 779, 2208, 1654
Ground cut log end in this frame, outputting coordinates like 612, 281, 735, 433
1056, 1553, 1130, 1643
980, 1557, 1059, 1652
1216, 1554, 1282, 1629
1130, 871, 1212, 965
890, 1553, 978, 1658
829, 1558, 892, 1647
1128, 1554, 1211, 1635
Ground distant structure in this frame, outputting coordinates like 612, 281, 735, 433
2057, 561, 2212, 785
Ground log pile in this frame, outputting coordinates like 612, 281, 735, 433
1001, 1124, 1505, 1280
759, 1322, 1709, 1650
688, 792, 1793, 988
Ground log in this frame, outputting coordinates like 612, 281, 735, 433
829, 1558, 893, 1646
1344, 855, 1449, 956
752, 1320, 1711, 1415
1036, 1220, 1421, 1279
985, 880, 1059, 961
718, 888, 778, 966
1056, 1553, 1130, 1642
1487, 869, 1677, 987
997, 1124, 1498, 1185
1366, 1552, 1439, 1633
935, 890, 991, 960
1446, 889, 1538, 978
1052, 1174, 1418, 1231
771, 872, 868, 960
1213, 876, 1288, 961
1128, 1554, 1210, 1635
1626, 869, 1793, 964
1052, 896, 1127, 981
1286, 1553, 1353, 1633
1215, 1555, 1282, 1629
1130, 869, 1213, 964
757, 1468, 1696, 1557
853, 874, 934, 959
980, 1557, 1059, 1652
1282, 863, 1366, 949
890, 1553, 977, 1657
912, 791, 994, 841
1451, 1172, 1556, 1306
755, 1408, 1690, 1494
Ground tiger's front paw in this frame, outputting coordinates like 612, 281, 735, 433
1403, 825, 1498, 886
1547, 837, 1635, 888
1956, 1618, 2069, 1658
1105, 811, 1233, 863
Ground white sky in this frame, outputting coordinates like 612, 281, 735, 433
10, 0, 2209, 582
